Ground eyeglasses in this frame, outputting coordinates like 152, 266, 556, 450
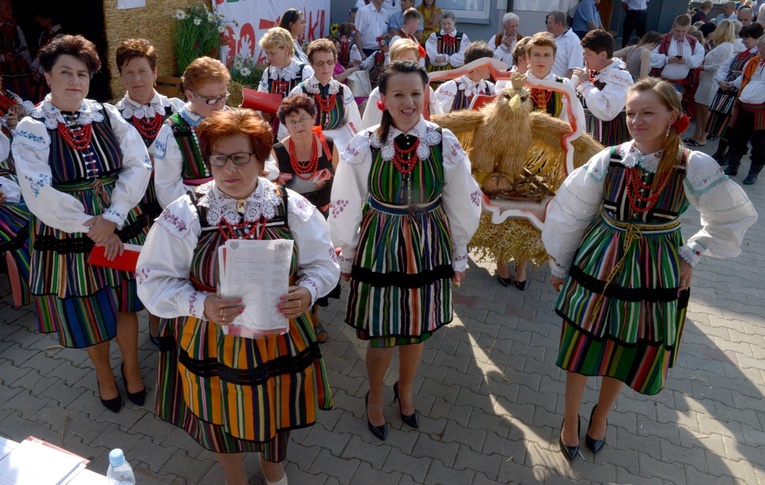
285, 116, 314, 127
209, 152, 255, 167
312, 59, 336, 68
193, 90, 230, 105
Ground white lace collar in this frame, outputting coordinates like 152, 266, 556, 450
370, 117, 442, 161
526, 71, 556, 82
302, 76, 341, 95
439, 29, 457, 37
620, 141, 663, 173
456, 75, 489, 98
196, 179, 281, 225
269, 59, 302, 80
115, 91, 172, 119
31, 94, 104, 130
178, 104, 204, 127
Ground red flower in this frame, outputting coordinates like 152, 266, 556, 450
376, 100, 385, 111
673, 114, 690, 135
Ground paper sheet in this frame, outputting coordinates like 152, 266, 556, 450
117, 0, 145, 8
0, 437, 88, 485
218, 239, 293, 338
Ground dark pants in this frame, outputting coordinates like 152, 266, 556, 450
363, 48, 377, 57
622, 9, 648, 47
727, 107, 765, 176
574, 30, 589, 40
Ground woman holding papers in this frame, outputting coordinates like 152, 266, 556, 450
330, 61, 481, 440
11, 35, 151, 413
136, 109, 339, 485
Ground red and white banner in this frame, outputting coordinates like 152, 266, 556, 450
214, 0, 330, 65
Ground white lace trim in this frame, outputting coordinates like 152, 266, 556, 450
619, 141, 663, 173
196, 179, 281, 225
269, 60, 303, 80
456, 75, 491, 99
301, 76, 341, 95
369, 118, 441, 161
596, 59, 633, 88
115, 92, 173, 119
178, 104, 204, 127
31, 95, 104, 130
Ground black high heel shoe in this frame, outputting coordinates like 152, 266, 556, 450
393, 381, 419, 428
559, 416, 581, 462
120, 364, 146, 406
97, 379, 122, 413
365, 392, 388, 440
585, 405, 606, 454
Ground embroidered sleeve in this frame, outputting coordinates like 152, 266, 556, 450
287, 189, 315, 222
435, 81, 458, 113
681, 151, 758, 265
136, 198, 209, 320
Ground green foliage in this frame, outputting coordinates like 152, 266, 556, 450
173, 4, 235, 74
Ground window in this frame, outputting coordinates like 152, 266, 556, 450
436, 0, 491, 20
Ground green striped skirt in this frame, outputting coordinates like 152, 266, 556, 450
0, 200, 32, 307
555, 213, 688, 395
347, 197, 454, 347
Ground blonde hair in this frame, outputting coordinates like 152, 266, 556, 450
259, 27, 296, 57
715, 19, 737, 44
389, 38, 420, 61
628, 78, 683, 188
181, 56, 230, 92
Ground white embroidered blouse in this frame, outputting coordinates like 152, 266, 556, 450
329, 117, 482, 273
115, 91, 184, 155
574, 59, 634, 122
136, 179, 340, 319
434, 75, 496, 113
11, 96, 151, 232
542, 141, 758, 278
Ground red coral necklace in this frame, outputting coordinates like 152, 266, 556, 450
57, 122, 93, 151
132, 113, 164, 141
625, 166, 671, 214
391, 136, 420, 175
288, 136, 320, 180
531, 88, 552, 109
218, 216, 267, 240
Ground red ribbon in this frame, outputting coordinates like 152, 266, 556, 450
673, 114, 690, 135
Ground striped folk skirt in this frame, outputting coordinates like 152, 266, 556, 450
154, 313, 331, 457
0, 200, 32, 306
585, 111, 630, 147
555, 213, 688, 395
706, 88, 738, 139
29, 177, 146, 347
347, 198, 454, 347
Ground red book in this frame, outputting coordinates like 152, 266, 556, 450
240, 89, 284, 114
469, 94, 498, 111
87, 244, 142, 272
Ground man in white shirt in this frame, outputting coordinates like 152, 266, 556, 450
621, 0, 649, 47
723, 35, 765, 184
355, 0, 398, 16
737, 7, 754, 27
546, 10, 584, 78
714, 2, 738, 24
355, 0, 392, 59
488, 12, 522, 66
650, 14, 705, 91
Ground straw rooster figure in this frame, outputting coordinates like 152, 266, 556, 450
432, 73, 601, 196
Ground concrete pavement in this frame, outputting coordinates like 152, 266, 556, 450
0, 138, 763, 484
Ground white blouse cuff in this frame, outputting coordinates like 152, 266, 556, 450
452, 246, 469, 272
679, 242, 704, 267
297, 277, 319, 306
102, 208, 126, 228
550, 259, 569, 278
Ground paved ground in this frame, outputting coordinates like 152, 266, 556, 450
1, 136, 763, 484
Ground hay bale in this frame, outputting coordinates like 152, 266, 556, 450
102, 0, 210, 102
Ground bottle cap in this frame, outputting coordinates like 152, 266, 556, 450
108, 449, 125, 467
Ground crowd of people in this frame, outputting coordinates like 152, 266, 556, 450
0, 2, 761, 484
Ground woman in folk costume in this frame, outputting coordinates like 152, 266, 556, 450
425, 11, 469, 76
114, 38, 183, 347
137, 109, 339, 485
361, 39, 442, 129
12, 35, 152, 413
288, 38, 362, 153
154, 57, 228, 209
330, 61, 481, 441
571, 30, 633, 147
543, 78, 757, 461
0, 131, 31, 307
0, 0, 33, 100
257, 27, 314, 137
705, 23, 763, 164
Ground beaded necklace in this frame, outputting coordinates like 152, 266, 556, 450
625, 160, 671, 214
531, 88, 552, 110
57, 122, 93, 151
313, 90, 337, 113
288, 136, 320, 180
131, 112, 164, 142
218, 216, 267, 241
391, 136, 420, 175
188, 122, 210, 178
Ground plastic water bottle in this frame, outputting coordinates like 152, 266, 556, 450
107, 448, 136, 485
